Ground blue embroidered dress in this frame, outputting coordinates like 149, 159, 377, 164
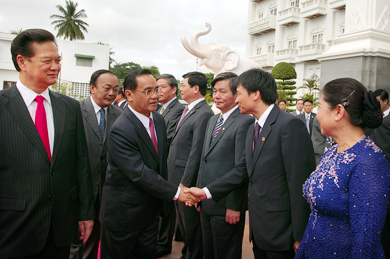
295, 137, 390, 259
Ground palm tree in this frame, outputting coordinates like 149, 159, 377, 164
10, 28, 23, 35
50, 0, 89, 41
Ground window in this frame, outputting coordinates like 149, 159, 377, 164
270, 8, 277, 15
288, 39, 297, 49
76, 57, 93, 67
290, 0, 299, 7
339, 21, 345, 35
268, 44, 275, 53
257, 47, 262, 55
312, 33, 323, 43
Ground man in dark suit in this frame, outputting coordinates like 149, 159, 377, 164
115, 87, 127, 110
297, 99, 316, 136
278, 99, 287, 112
155, 73, 185, 257
70, 70, 122, 259
197, 72, 254, 259
290, 99, 304, 116
0, 29, 94, 258
186, 68, 316, 259
168, 71, 214, 259
99, 69, 197, 258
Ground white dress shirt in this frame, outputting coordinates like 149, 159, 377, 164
90, 96, 107, 125
16, 79, 54, 155
162, 96, 177, 110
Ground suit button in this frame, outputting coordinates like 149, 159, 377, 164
249, 181, 253, 186
51, 171, 54, 175
49, 196, 53, 201
204, 160, 207, 164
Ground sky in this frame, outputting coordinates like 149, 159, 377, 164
0, 0, 250, 80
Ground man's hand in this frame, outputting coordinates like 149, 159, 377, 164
225, 209, 240, 225
178, 183, 199, 206
294, 240, 301, 253
195, 202, 201, 212
79, 220, 94, 244
184, 187, 207, 202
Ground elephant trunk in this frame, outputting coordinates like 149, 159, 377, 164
181, 22, 212, 58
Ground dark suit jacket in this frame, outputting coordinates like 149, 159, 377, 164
79, 97, 122, 212
167, 100, 213, 187
197, 108, 254, 216
0, 85, 94, 257
119, 100, 127, 110
99, 108, 178, 233
297, 112, 316, 136
157, 98, 184, 145
206, 105, 315, 251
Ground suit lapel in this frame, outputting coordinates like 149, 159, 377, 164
204, 115, 218, 155
246, 124, 255, 175
163, 98, 177, 117
83, 97, 102, 141
154, 113, 165, 168
126, 109, 158, 162
4, 86, 50, 164
50, 91, 65, 166
106, 105, 119, 141
173, 100, 205, 139
249, 106, 279, 177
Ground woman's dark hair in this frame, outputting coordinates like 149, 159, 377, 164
322, 78, 382, 129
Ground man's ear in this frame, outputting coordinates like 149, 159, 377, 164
125, 89, 133, 102
252, 90, 261, 101
193, 85, 199, 94
17, 55, 27, 71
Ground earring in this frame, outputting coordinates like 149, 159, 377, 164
335, 117, 338, 120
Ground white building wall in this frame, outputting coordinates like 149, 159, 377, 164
0, 32, 110, 99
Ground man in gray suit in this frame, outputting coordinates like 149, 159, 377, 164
290, 99, 304, 116
70, 70, 122, 259
297, 99, 316, 136
197, 72, 254, 259
156, 73, 184, 257
168, 71, 214, 259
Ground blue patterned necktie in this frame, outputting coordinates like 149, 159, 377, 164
99, 108, 106, 140
253, 122, 261, 153
210, 114, 224, 145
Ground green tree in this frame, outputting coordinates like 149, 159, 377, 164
142, 65, 160, 79
271, 62, 297, 112
50, 0, 89, 41
52, 82, 74, 96
111, 62, 142, 80
205, 72, 214, 100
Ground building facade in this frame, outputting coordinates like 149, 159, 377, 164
0, 32, 110, 99
247, 0, 390, 100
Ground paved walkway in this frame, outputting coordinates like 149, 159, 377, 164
161, 212, 254, 259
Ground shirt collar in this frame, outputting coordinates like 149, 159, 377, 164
16, 79, 51, 107
128, 105, 153, 130
90, 96, 107, 114
384, 107, 389, 117
163, 96, 177, 110
220, 105, 238, 122
256, 104, 274, 128
187, 97, 205, 112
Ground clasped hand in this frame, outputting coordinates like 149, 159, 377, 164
183, 187, 207, 207
178, 183, 200, 206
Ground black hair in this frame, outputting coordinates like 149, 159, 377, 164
182, 71, 207, 96
123, 69, 152, 91
303, 99, 313, 105
296, 98, 303, 104
11, 29, 57, 71
278, 99, 287, 105
236, 68, 278, 105
322, 78, 382, 129
211, 72, 238, 95
90, 69, 117, 86
118, 87, 125, 99
373, 89, 389, 102
156, 74, 178, 94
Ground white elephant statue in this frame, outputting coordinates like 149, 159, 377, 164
181, 23, 261, 77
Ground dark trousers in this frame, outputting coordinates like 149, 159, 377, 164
100, 214, 159, 259
157, 200, 176, 256
69, 220, 100, 259
200, 209, 245, 259
175, 200, 203, 259
1, 222, 70, 259
252, 238, 294, 259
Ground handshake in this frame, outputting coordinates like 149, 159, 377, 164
177, 183, 208, 207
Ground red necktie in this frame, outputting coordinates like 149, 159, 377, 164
34, 96, 51, 161
149, 117, 158, 154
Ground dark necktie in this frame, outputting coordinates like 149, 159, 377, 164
210, 114, 223, 145
34, 96, 51, 161
99, 108, 106, 140
149, 118, 158, 154
306, 114, 310, 134
176, 106, 189, 130
253, 122, 261, 153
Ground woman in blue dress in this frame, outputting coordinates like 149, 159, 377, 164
295, 78, 390, 258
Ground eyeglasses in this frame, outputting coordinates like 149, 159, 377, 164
133, 88, 159, 96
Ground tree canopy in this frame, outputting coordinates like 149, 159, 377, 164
50, 0, 89, 41
271, 62, 297, 112
271, 62, 297, 80
111, 62, 161, 82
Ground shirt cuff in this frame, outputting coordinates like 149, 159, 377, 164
173, 187, 180, 200
203, 187, 212, 199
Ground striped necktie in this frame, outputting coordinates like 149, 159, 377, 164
253, 122, 261, 153
99, 108, 106, 140
210, 114, 224, 145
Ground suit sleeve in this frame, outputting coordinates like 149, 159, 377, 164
180, 111, 213, 187
107, 125, 178, 202
225, 118, 253, 211
281, 117, 315, 241
75, 103, 95, 221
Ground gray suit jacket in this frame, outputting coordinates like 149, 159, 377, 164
158, 98, 184, 145
197, 108, 254, 216
79, 97, 122, 211
0, 85, 94, 257
297, 112, 316, 136
167, 100, 213, 187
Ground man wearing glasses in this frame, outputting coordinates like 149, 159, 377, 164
99, 69, 198, 258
